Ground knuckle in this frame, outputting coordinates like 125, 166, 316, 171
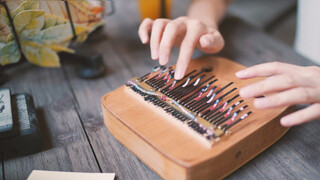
300, 88, 312, 102
153, 19, 166, 26
270, 61, 281, 73
266, 96, 278, 105
308, 66, 320, 75
182, 40, 196, 49
159, 42, 171, 52
284, 74, 295, 87
188, 19, 203, 27
166, 22, 178, 30
176, 16, 189, 22
258, 82, 267, 92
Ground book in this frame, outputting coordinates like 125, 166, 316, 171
28, 170, 115, 180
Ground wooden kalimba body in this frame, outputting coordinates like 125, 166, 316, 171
101, 57, 294, 180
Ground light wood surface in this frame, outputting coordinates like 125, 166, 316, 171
1, 0, 320, 179
101, 57, 295, 179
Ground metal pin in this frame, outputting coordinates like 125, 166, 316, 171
224, 111, 252, 131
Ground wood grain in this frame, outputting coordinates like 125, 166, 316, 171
0, 154, 3, 180
217, 17, 320, 180
1, 0, 319, 179
101, 57, 294, 179
0, 63, 100, 180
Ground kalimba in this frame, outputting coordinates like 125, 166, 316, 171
101, 57, 294, 179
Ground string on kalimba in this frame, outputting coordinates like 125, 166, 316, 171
126, 65, 252, 143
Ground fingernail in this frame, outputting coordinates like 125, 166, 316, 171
280, 117, 291, 127
202, 38, 211, 47
235, 70, 246, 78
151, 49, 159, 60
254, 98, 267, 109
159, 55, 168, 65
239, 88, 249, 98
141, 36, 148, 44
175, 69, 183, 80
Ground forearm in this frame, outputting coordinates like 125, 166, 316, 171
187, 0, 232, 29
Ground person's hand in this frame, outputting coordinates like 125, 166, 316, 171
236, 62, 320, 127
138, 17, 225, 80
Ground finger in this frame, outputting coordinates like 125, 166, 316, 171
158, 21, 184, 65
280, 103, 320, 127
150, 19, 169, 60
138, 18, 153, 44
240, 74, 298, 98
198, 31, 224, 54
175, 23, 203, 79
254, 87, 320, 109
235, 62, 300, 79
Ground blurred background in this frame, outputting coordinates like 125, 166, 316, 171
228, 0, 296, 47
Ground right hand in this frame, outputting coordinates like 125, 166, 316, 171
138, 16, 225, 80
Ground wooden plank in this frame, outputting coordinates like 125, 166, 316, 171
60, 0, 320, 179
0, 154, 3, 180
0, 0, 311, 180
218, 17, 320, 179
57, 1, 166, 179
0, 62, 100, 179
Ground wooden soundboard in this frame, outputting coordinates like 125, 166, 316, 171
101, 57, 294, 180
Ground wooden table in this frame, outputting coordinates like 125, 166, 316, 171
1, 1, 320, 179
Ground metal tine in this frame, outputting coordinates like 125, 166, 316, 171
156, 67, 171, 79
184, 85, 217, 108
196, 82, 233, 108
199, 94, 239, 119
167, 68, 208, 95
140, 66, 161, 81
153, 79, 167, 89
139, 72, 151, 81
206, 99, 243, 121
145, 73, 163, 88
197, 93, 239, 115
175, 76, 216, 101
223, 111, 252, 131
147, 66, 169, 85
180, 79, 217, 105
152, 68, 173, 87
161, 70, 197, 94
201, 103, 224, 120
145, 74, 159, 86
145, 66, 164, 82
171, 74, 208, 100
173, 74, 214, 100
186, 95, 210, 109
197, 82, 234, 115
152, 70, 173, 89
155, 70, 175, 89
166, 70, 203, 96
206, 82, 234, 104
217, 105, 249, 126
213, 105, 248, 126
165, 76, 203, 100
168, 82, 195, 100
186, 82, 229, 109
192, 87, 236, 113
207, 87, 237, 110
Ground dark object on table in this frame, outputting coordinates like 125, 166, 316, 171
0, 90, 42, 155
76, 54, 106, 79
0, 72, 9, 85
0, 88, 15, 139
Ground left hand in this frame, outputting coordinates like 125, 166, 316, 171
236, 62, 320, 127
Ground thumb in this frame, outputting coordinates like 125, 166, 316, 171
198, 31, 224, 54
